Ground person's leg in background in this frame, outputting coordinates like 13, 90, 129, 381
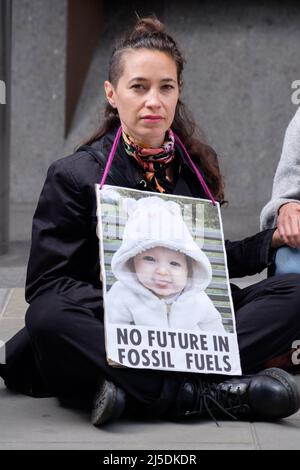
275, 246, 300, 275
234, 273, 300, 373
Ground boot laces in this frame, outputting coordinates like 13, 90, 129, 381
185, 380, 247, 426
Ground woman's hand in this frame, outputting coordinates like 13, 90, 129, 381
277, 202, 300, 248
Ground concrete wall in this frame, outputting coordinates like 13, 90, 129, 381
9, 0, 300, 241
10, 0, 66, 240
0, 0, 12, 254
167, 0, 300, 237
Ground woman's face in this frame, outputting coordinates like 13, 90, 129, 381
104, 49, 180, 148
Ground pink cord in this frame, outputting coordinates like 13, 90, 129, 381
99, 126, 122, 189
99, 126, 216, 205
173, 132, 216, 205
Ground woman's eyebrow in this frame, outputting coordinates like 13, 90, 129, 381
128, 77, 176, 84
128, 77, 148, 84
161, 78, 177, 83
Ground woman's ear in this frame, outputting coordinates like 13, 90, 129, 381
104, 80, 116, 108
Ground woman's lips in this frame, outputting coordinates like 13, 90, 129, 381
142, 116, 163, 122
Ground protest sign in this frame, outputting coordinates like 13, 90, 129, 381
96, 185, 241, 375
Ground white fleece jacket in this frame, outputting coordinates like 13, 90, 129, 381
106, 196, 225, 332
260, 107, 300, 229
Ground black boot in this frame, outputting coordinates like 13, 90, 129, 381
174, 368, 300, 423
91, 378, 126, 427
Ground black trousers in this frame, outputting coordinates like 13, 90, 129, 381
2, 274, 300, 415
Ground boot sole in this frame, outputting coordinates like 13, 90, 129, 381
91, 379, 126, 427
257, 367, 300, 418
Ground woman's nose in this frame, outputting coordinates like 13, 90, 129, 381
145, 90, 161, 108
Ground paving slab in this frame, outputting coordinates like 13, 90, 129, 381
0, 243, 30, 268
0, 288, 26, 344
1, 375, 300, 450
2, 288, 27, 319
0, 267, 27, 288
0, 382, 257, 450
0, 243, 29, 288
0, 289, 10, 316
0, 442, 257, 450
0, 318, 26, 342
253, 420, 300, 450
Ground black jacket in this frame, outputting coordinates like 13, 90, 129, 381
25, 130, 275, 306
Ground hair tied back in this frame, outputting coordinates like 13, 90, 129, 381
130, 16, 166, 38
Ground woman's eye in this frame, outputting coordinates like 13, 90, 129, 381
170, 261, 181, 267
131, 84, 145, 90
131, 84, 174, 91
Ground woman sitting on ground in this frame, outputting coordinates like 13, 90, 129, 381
1, 17, 299, 427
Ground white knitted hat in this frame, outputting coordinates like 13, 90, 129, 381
111, 196, 212, 291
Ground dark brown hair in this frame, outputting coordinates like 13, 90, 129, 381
81, 16, 224, 202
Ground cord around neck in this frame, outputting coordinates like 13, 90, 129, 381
99, 126, 216, 205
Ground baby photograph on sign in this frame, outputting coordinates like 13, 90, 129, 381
96, 185, 241, 376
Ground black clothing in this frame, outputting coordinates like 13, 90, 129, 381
25, 131, 275, 304
2, 129, 300, 408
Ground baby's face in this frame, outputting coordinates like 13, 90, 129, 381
133, 247, 189, 298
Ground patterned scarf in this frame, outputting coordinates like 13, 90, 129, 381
122, 128, 176, 193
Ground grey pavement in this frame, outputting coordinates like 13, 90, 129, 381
0, 245, 300, 450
